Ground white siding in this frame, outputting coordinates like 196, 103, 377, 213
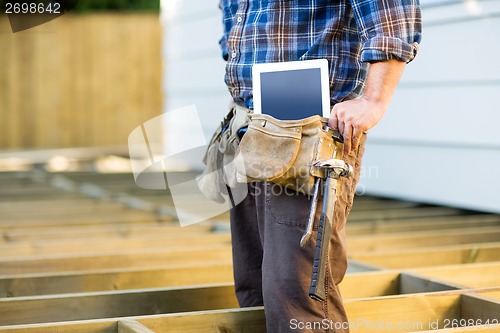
362, 0, 500, 213
162, 0, 229, 147
163, 0, 500, 212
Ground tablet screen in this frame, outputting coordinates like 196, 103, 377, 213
253, 59, 330, 120
259, 68, 323, 120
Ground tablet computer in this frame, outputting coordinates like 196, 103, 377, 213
252, 59, 330, 120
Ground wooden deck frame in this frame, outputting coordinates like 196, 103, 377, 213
0, 290, 498, 333
349, 242, 500, 269
2, 226, 500, 258
346, 214, 500, 236
413, 262, 500, 289
0, 223, 214, 243
0, 245, 233, 274
0, 260, 378, 298
347, 226, 500, 252
0, 233, 232, 257
0, 271, 461, 325
1, 214, 497, 245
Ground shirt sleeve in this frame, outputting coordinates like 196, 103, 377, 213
219, 0, 233, 61
349, 0, 422, 63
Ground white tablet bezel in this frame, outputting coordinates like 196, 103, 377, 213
252, 59, 330, 118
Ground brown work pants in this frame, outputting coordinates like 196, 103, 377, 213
230, 134, 366, 333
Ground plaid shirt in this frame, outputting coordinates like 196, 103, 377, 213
219, 0, 422, 109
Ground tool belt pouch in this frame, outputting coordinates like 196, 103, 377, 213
235, 114, 344, 196
196, 104, 251, 203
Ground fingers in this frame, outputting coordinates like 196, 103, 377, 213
343, 124, 353, 155
338, 121, 345, 138
351, 126, 362, 155
328, 109, 339, 130
331, 102, 364, 155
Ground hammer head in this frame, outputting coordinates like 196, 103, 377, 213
311, 159, 353, 179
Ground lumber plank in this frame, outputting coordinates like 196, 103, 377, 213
347, 227, 500, 252
346, 214, 500, 236
414, 262, 500, 288
0, 233, 231, 257
0, 284, 239, 326
477, 289, 500, 301
0, 245, 233, 274
346, 207, 463, 222
349, 243, 500, 269
461, 293, 500, 321
0, 223, 214, 243
3, 226, 499, 258
415, 326, 500, 332
1, 291, 497, 333
0, 263, 235, 297
118, 320, 154, 333
0, 202, 130, 217
0, 307, 266, 333
0, 213, 167, 231
0, 265, 457, 299
0, 275, 463, 325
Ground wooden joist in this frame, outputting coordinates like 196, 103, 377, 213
346, 214, 500, 236
0, 264, 456, 299
0, 284, 240, 326
349, 243, 500, 269
3, 226, 500, 258
413, 262, 500, 289
1, 170, 499, 332
346, 207, 463, 222
0, 245, 233, 274
0, 212, 165, 231
0, 233, 232, 257
118, 320, 155, 333
0, 223, 214, 244
0, 263, 235, 297
3, 214, 497, 244
347, 227, 500, 252
0, 290, 498, 333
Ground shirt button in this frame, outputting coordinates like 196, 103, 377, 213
237, 16, 242, 23
231, 51, 237, 59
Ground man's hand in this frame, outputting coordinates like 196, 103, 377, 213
328, 59, 406, 155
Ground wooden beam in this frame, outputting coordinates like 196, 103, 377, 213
0, 233, 231, 257
347, 207, 462, 222
1, 290, 497, 333
0, 212, 164, 231
414, 262, 500, 289
476, 289, 500, 301
0, 223, 214, 243
398, 272, 461, 294
0, 245, 233, 274
0, 274, 464, 326
0, 266, 459, 300
0, 284, 239, 326
0, 263, 235, 297
417, 326, 500, 333
347, 227, 500, 252
4, 226, 499, 258
118, 320, 154, 333
346, 200, 418, 211
346, 214, 500, 236
349, 243, 500, 269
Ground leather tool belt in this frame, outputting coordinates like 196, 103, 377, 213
235, 113, 344, 195
197, 104, 344, 200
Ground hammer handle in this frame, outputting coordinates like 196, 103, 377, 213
308, 212, 331, 301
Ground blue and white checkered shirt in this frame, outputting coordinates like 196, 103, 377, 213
219, 0, 422, 109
